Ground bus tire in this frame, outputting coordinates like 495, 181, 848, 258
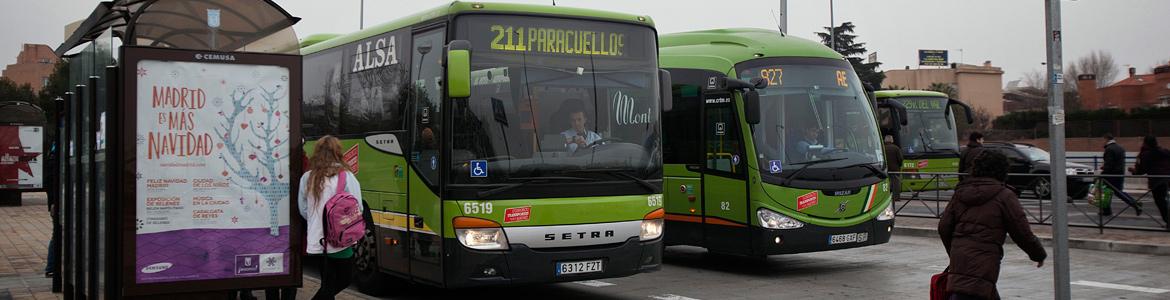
352, 206, 399, 296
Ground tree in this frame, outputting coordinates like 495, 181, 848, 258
1065, 50, 1119, 90
883, 84, 907, 90
0, 78, 38, 104
926, 82, 957, 98
815, 22, 884, 88
35, 60, 70, 138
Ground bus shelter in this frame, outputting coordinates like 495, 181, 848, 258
53, 0, 302, 298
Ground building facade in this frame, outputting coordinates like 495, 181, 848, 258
1078, 66, 1170, 110
884, 61, 1005, 117
1, 44, 59, 93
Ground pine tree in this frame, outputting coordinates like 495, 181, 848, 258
815, 22, 885, 88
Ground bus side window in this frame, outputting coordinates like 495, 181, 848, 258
664, 84, 701, 165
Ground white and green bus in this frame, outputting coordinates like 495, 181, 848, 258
300, 1, 668, 293
660, 29, 897, 256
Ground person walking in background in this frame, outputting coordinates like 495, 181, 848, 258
958, 132, 985, 180
1130, 135, 1170, 230
939, 151, 1047, 300
884, 135, 904, 201
299, 136, 362, 299
1099, 134, 1129, 216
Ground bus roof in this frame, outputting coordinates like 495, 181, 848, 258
873, 90, 949, 99
300, 1, 654, 54
659, 28, 843, 74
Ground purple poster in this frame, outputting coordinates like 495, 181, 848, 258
134, 60, 292, 283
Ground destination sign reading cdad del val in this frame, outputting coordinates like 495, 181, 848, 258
487, 24, 626, 57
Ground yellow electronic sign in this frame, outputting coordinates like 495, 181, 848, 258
489, 25, 625, 57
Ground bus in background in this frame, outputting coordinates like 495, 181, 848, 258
300, 1, 668, 293
660, 28, 896, 256
873, 90, 972, 192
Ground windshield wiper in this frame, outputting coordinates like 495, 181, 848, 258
918, 131, 936, 153
836, 162, 888, 179
556, 169, 660, 193
476, 176, 596, 199
782, 157, 848, 185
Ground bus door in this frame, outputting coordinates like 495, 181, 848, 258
407, 27, 445, 284
700, 91, 751, 254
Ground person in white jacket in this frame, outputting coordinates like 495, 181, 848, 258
298, 135, 363, 300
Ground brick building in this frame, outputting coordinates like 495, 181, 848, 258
884, 61, 1006, 117
1, 44, 59, 93
1078, 65, 1170, 110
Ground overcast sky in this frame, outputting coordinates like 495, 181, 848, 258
2, 0, 1168, 87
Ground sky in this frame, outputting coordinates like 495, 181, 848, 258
1, 0, 1168, 87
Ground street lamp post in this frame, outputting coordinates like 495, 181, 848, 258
1044, 0, 1071, 299
829, 0, 835, 52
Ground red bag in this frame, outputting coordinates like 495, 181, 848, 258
930, 269, 949, 300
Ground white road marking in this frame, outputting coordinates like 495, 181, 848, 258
648, 294, 701, 300
1071, 280, 1169, 294
573, 280, 615, 287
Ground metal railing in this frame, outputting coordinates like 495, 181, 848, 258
890, 171, 1169, 232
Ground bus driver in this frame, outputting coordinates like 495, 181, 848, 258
561, 100, 602, 153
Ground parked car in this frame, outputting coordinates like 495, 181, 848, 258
980, 142, 1094, 199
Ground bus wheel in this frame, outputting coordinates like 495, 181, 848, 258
352, 208, 397, 295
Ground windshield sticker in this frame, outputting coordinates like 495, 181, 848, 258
470, 160, 488, 178
704, 97, 731, 104
429, 156, 438, 170
707, 77, 718, 89
759, 68, 783, 86
504, 206, 531, 223
917, 160, 929, 169
732, 154, 740, 166
768, 160, 783, 174
715, 122, 726, 136
611, 90, 652, 126
797, 191, 819, 211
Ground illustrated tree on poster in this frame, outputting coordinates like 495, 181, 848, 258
214, 84, 290, 236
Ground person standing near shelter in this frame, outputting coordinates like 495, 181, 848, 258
958, 132, 985, 180
299, 136, 363, 299
884, 135, 904, 200
1130, 135, 1170, 230
1099, 134, 1127, 216
938, 151, 1047, 300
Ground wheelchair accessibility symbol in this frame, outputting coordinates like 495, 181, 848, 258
470, 160, 488, 178
768, 160, 783, 174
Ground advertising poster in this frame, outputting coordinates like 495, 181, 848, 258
134, 59, 291, 283
0, 125, 43, 189
918, 49, 949, 66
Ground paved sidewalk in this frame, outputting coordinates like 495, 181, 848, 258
895, 216, 1170, 255
0, 193, 372, 300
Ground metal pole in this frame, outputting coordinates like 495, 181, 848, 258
360, 0, 364, 30
1044, 0, 1071, 299
829, 0, 835, 52
778, 0, 788, 34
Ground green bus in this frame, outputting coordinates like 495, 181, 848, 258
299, 2, 668, 293
873, 90, 972, 192
659, 28, 895, 256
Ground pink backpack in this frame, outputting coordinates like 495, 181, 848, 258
321, 171, 366, 249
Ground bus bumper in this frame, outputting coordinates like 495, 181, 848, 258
753, 217, 894, 255
443, 236, 662, 288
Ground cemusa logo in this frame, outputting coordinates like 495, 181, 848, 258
194, 53, 237, 61
141, 262, 173, 274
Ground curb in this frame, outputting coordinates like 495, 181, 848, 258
893, 226, 1170, 256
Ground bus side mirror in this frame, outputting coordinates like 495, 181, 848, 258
882, 100, 909, 126
660, 69, 673, 112
446, 40, 471, 98
948, 98, 974, 125
863, 82, 876, 101
744, 90, 761, 125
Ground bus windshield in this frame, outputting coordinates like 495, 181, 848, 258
738, 58, 884, 183
449, 15, 661, 190
897, 97, 959, 155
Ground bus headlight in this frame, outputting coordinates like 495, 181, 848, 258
877, 202, 896, 221
758, 208, 803, 230
454, 217, 509, 250
641, 208, 664, 241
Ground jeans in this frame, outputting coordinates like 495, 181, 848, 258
45, 208, 59, 274
312, 255, 354, 300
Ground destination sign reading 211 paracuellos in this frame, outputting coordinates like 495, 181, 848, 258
488, 25, 625, 56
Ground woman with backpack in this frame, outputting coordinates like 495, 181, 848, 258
299, 135, 363, 299
938, 151, 1047, 300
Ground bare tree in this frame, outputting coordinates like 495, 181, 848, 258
1065, 50, 1119, 90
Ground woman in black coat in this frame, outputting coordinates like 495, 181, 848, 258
1130, 135, 1170, 229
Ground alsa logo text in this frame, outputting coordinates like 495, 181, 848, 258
544, 230, 615, 241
